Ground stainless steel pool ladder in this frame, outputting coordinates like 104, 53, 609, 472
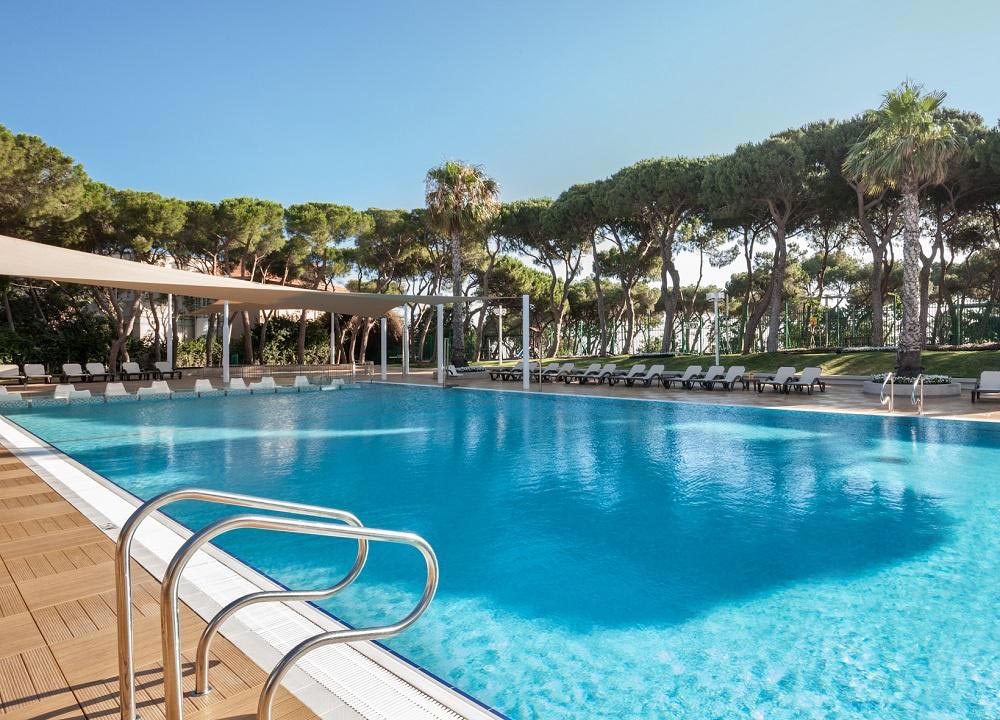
114, 488, 439, 720
880, 372, 895, 414
911, 374, 925, 415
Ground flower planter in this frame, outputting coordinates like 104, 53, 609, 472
861, 380, 962, 397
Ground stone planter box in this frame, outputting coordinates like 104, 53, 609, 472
861, 380, 962, 397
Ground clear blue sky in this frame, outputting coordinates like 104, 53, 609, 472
4, 0, 999, 212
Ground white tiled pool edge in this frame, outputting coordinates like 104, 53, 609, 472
0, 416, 502, 720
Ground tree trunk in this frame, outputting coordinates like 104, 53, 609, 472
149, 298, 162, 363
897, 182, 923, 374
590, 234, 608, 355
743, 284, 772, 354
662, 260, 681, 353
869, 245, 885, 346
241, 311, 254, 366
206, 314, 217, 367
450, 231, 466, 365
296, 309, 308, 365
2, 287, 14, 333
766, 230, 787, 352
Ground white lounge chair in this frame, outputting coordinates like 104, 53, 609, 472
250, 376, 278, 394
86, 362, 112, 382
227, 378, 250, 393
0, 365, 23, 385
755, 367, 797, 393
626, 364, 665, 387
193, 379, 220, 397
154, 361, 182, 380
972, 371, 1000, 403
702, 365, 747, 390
53, 384, 91, 401
609, 365, 645, 386
0, 386, 23, 403
691, 365, 726, 389
23, 364, 52, 384
292, 375, 312, 391
563, 363, 601, 384
662, 365, 702, 389
119, 362, 149, 381
785, 367, 826, 394
62, 363, 89, 382
103, 382, 132, 400
535, 362, 562, 381
137, 380, 172, 399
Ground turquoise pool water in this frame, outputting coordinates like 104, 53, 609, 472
4, 386, 999, 719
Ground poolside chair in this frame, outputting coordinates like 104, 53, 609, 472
103, 382, 133, 400
627, 364, 665, 387
154, 361, 182, 380
505, 362, 539, 381
0, 386, 23, 403
755, 366, 797, 393
193, 378, 220, 397
53, 384, 91, 401
538, 362, 563, 381
86, 362, 113, 382
0, 364, 23, 386
250, 376, 278, 394
119, 362, 149, 381
23, 364, 52, 384
227, 378, 250, 393
701, 365, 747, 390
564, 363, 602, 384
137, 380, 172, 399
690, 365, 725, 389
785, 367, 826, 394
609, 365, 645, 387
292, 375, 312, 392
971, 371, 1000, 403
61, 363, 90, 383
662, 365, 702, 389
551, 362, 575, 380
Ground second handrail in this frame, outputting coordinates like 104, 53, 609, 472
880, 372, 895, 414
911, 373, 925, 415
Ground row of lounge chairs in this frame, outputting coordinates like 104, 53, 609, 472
0, 375, 345, 404
486, 362, 828, 393
0, 362, 182, 385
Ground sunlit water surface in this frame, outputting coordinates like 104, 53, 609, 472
6, 386, 999, 719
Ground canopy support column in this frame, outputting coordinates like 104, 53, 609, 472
222, 301, 230, 384
436, 304, 445, 385
380, 317, 388, 381
166, 293, 174, 367
402, 306, 410, 376
497, 307, 504, 363
329, 313, 336, 365
522, 294, 529, 390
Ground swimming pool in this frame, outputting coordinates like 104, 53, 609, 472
4, 385, 999, 719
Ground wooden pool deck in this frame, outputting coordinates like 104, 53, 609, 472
0, 445, 314, 720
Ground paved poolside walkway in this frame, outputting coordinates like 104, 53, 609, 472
0, 444, 314, 720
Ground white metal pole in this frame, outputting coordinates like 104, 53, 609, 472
402, 306, 410, 376
497, 308, 504, 364
522, 294, 530, 390
380, 317, 388, 380
436, 304, 445, 385
222, 301, 230, 384
166, 293, 174, 367
329, 313, 336, 365
714, 295, 721, 367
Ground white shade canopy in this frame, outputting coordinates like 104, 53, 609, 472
1, 234, 476, 315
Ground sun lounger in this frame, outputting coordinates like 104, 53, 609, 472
250, 376, 278, 394
506, 362, 539, 381
0, 386, 23, 403
551, 362, 576, 380
971, 371, 1000, 403
785, 367, 826, 394
690, 365, 725, 389
538, 362, 564, 381
23, 364, 52, 384
627, 364, 665, 387
154, 361, 182, 380
0, 365, 23, 385
562, 363, 602, 383
609, 365, 645, 386
755, 366, 797, 393
61, 363, 90, 383
53, 384, 91, 401
193, 378, 220, 397
119, 362, 150, 381
103, 382, 133, 400
701, 366, 747, 390
85, 362, 112, 382
662, 365, 702, 389
137, 380, 172, 399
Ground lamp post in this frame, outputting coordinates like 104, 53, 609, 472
707, 291, 724, 367
494, 306, 506, 363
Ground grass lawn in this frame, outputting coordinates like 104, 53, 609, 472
474, 350, 1000, 378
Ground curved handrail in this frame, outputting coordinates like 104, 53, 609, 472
880, 372, 894, 413
911, 373, 925, 415
159, 515, 437, 720
114, 489, 368, 720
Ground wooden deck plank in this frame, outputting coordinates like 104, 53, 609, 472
0, 450, 318, 720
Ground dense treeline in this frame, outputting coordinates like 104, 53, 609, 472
2, 82, 999, 373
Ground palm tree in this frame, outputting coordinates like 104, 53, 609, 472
425, 161, 500, 365
843, 82, 963, 373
